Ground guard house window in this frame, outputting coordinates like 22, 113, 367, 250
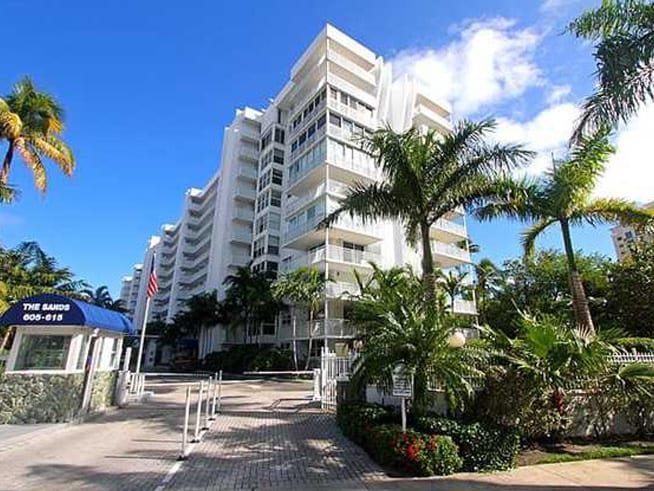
15, 334, 72, 370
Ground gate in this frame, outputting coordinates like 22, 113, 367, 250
319, 347, 352, 412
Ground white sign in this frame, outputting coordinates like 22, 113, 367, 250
392, 364, 413, 398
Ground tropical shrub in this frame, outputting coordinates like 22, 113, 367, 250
203, 345, 293, 373
415, 416, 520, 471
336, 402, 397, 445
367, 425, 462, 476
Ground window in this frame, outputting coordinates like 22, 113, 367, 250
273, 148, 284, 164
15, 334, 72, 370
269, 212, 281, 231
274, 128, 285, 144
253, 237, 265, 258
272, 169, 283, 186
260, 130, 272, 150
268, 236, 280, 255
265, 261, 278, 273
108, 338, 119, 368
317, 114, 326, 129
271, 190, 282, 208
329, 113, 341, 127
76, 335, 89, 370
256, 215, 268, 234
306, 205, 316, 222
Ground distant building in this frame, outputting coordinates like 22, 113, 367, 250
121, 24, 476, 360
611, 201, 654, 262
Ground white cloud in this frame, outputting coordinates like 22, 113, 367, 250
545, 84, 572, 105
391, 17, 544, 116
595, 104, 654, 203
495, 103, 579, 174
540, 0, 583, 14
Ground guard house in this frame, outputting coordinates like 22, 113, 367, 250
0, 293, 134, 424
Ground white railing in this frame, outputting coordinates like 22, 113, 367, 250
327, 97, 375, 129
233, 185, 256, 200
414, 103, 452, 131
327, 146, 381, 181
232, 207, 255, 221
231, 230, 252, 243
326, 281, 361, 298
432, 241, 471, 262
288, 319, 357, 339
237, 165, 257, 180
433, 219, 466, 237
610, 352, 654, 364
239, 146, 259, 161
229, 254, 251, 267
327, 73, 376, 108
327, 245, 381, 266
452, 299, 477, 315
327, 51, 376, 87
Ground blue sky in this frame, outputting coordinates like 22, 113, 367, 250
2, 0, 650, 297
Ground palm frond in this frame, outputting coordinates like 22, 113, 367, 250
521, 218, 558, 258
579, 197, 654, 228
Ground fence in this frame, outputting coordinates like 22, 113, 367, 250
317, 350, 654, 408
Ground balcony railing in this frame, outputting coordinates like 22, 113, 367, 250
432, 219, 466, 237
327, 50, 376, 87
237, 165, 257, 181
327, 97, 375, 129
327, 143, 381, 181
281, 245, 380, 272
232, 207, 255, 222
432, 241, 471, 262
240, 146, 259, 161
325, 281, 361, 298
233, 185, 256, 200
285, 180, 349, 216
284, 210, 382, 244
452, 299, 477, 315
281, 318, 357, 339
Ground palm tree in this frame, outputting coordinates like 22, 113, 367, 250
350, 265, 482, 414
0, 183, 16, 203
174, 291, 223, 341
476, 129, 654, 333
83, 285, 113, 308
223, 264, 278, 344
568, 0, 654, 142
437, 269, 470, 313
0, 77, 75, 193
272, 267, 327, 370
321, 120, 532, 293
474, 258, 500, 324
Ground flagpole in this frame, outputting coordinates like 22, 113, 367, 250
135, 296, 152, 375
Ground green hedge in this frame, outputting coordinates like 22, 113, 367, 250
415, 416, 520, 472
337, 403, 461, 476
368, 425, 462, 476
203, 345, 293, 373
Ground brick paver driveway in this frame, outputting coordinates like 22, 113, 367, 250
164, 380, 384, 490
0, 377, 383, 491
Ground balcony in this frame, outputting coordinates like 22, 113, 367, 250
325, 281, 361, 298
284, 210, 382, 248
237, 165, 257, 182
239, 146, 259, 162
233, 184, 256, 202
431, 218, 467, 242
327, 97, 375, 129
230, 230, 252, 245
327, 50, 376, 87
326, 72, 376, 108
413, 103, 452, 134
229, 254, 251, 267
432, 241, 471, 267
238, 124, 260, 143
232, 207, 255, 222
452, 299, 477, 315
281, 244, 380, 272
286, 180, 349, 216
280, 318, 356, 339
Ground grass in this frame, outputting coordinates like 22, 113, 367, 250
533, 444, 654, 465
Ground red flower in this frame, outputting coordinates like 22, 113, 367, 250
407, 445, 419, 460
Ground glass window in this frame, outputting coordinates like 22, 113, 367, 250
329, 113, 341, 127
271, 190, 282, 208
272, 169, 283, 186
15, 334, 72, 370
274, 128, 285, 144
108, 338, 119, 368
269, 212, 281, 231
76, 335, 89, 370
273, 148, 284, 164
317, 114, 326, 129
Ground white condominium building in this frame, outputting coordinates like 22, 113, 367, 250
611, 200, 654, 262
121, 24, 475, 360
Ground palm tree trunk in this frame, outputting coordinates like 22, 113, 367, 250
0, 326, 13, 351
1, 141, 14, 184
292, 313, 298, 372
560, 220, 596, 334
420, 222, 436, 295
305, 312, 314, 371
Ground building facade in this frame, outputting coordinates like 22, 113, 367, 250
611, 200, 654, 262
121, 25, 476, 361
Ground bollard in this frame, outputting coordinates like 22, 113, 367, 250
210, 371, 218, 419
203, 376, 211, 430
193, 381, 204, 442
312, 368, 321, 401
178, 385, 191, 460
217, 370, 223, 412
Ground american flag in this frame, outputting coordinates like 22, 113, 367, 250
147, 254, 158, 298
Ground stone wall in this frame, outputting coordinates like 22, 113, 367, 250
0, 371, 118, 424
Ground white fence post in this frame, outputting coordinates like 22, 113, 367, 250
193, 381, 204, 442
210, 371, 218, 419
313, 369, 321, 401
179, 385, 191, 460
203, 376, 211, 430
217, 370, 223, 413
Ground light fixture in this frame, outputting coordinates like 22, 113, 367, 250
448, 331, 466, 348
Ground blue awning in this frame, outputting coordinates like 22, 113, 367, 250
0, 293, 135, 335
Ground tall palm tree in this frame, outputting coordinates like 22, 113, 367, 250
321, 120, 532, 293
568, 0, 654, 142
437, 269, 470, 313
174, 291, 222, 341
0, 77, 75, 193
476, 129, 654, 333
223, 264, 278, 344
272, 267, 327, 370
